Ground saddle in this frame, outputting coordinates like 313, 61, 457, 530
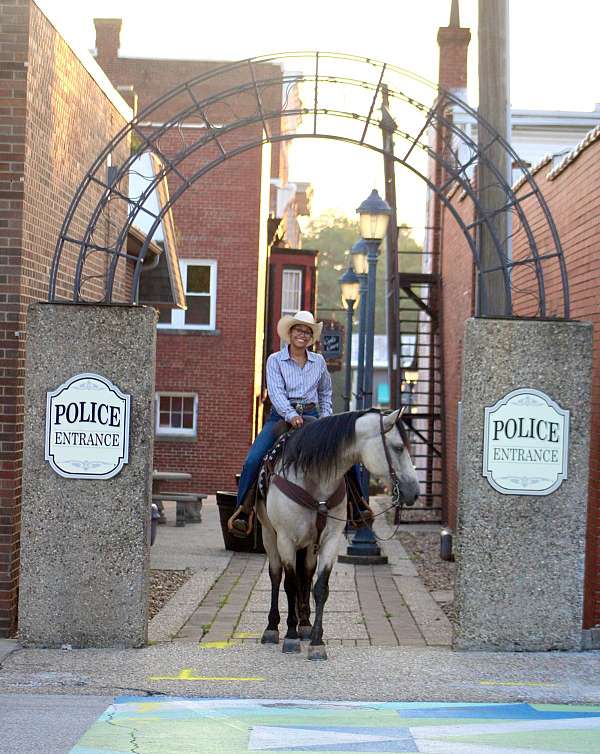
228, 418, 374, 538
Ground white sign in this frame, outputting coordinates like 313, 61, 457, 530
483, 388, 569, 495
45, 373, 130, 479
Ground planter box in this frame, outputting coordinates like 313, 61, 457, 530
216, 491, 265, 554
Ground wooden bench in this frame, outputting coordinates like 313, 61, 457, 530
152, 492, 207, 527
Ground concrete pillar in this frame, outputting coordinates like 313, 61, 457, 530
454, 317, 592, 651
18, 304, 156, 648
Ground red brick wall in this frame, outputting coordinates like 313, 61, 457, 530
95, 30, 287, 494
93, 19, 284, 208
438, 138, 600, 627
439, 191, 476, 526
151, 127, 270, 493
0, 1, 131, 636
511, 142, 600, 627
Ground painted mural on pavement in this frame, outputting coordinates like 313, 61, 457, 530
70, 697, 600, 753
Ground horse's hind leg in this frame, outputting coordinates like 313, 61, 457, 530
296, 547, 316, 640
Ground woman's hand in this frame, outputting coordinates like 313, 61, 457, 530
290, 416, 304, 429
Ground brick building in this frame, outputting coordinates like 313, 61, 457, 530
0, 0, 134, 636
431, 8, 600, 629
92, 19, 315, 497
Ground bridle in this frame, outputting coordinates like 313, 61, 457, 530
379, 409, 410, 507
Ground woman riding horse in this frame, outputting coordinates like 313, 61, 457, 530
228, 310, 369, 537
228, 310, 331, 537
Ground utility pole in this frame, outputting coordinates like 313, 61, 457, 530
478, 0, 511, 315
381, 85, 401, 407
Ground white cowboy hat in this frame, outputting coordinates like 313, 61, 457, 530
277, 310, 323, 344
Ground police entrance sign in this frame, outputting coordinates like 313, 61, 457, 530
45, 373, 130, 479
483, 388, 569, 495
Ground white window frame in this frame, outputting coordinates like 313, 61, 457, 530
158, 259, 217, 330
281, 268, 302, 315
155, 392, 198, 438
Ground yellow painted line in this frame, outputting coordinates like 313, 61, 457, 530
480, 680, 558, 687
232, 632, 259, 639
199, 640, 239, 649
149, 668, 265, 681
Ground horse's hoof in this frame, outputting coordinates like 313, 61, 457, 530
261, 629, 279, 645
308, 644, 328, 661
282, 637, 301, 653
298, 625, 312, 641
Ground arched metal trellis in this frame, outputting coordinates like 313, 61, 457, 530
49, 51, 569, 318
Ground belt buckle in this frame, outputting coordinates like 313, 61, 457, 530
295, 402, 304, 415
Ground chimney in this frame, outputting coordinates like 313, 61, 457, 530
437, 0, 471, 93
94, 18, 122, 65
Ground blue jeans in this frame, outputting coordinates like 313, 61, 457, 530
236, 408, 318, 509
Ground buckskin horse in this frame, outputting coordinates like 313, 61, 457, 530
256, 408, 419, 660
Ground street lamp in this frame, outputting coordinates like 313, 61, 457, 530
339, 262, 360, 411
356, 189, 391, 411
338, 190, 392, 566
350, 239, 369, 408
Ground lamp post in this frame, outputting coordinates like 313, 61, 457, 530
350, 239, 369, 409
357, 189, 392, 411
338, 190, 392, 566
339, 263, 360, 412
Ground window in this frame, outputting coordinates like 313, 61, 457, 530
155, 393, 198, 437
158, 259, 217, 330
281, 268, 302, 315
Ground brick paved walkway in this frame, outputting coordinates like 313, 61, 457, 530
177, 548, 436, 647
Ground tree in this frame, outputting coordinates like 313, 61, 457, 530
302, 212, 423, 333
302, 212, 423, 411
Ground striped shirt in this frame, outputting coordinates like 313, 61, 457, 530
266, 346, 333, 422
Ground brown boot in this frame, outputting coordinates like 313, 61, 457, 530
228, 507, 255, 538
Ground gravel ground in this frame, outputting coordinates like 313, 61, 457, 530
149, 569, 193, 620
396, 529, 456, 622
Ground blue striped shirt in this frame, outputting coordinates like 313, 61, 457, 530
266, 346, 333, 422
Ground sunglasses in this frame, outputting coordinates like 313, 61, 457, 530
291, 328, 313, 338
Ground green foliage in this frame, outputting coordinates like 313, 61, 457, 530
302, 212, 424, 412
302, 212, 423, 334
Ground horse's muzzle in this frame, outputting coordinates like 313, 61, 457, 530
399, 479, 420, 507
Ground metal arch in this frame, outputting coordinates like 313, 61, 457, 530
49, 52, 569, 318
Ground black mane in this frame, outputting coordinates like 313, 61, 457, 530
281, 409, 378, 478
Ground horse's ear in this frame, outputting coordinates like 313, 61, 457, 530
382, 408, 402, 433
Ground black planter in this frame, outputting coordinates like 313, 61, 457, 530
216, 491, 265, 554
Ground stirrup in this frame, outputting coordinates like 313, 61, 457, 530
227, 508, 254, 538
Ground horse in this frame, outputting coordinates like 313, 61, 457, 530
256, 407, 419, 660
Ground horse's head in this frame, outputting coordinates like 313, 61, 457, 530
356, 409, 419, 506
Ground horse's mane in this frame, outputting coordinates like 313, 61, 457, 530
281, 409, 378, 478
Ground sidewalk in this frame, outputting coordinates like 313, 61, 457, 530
151, 497, 451, 648
0, 497, 599, 708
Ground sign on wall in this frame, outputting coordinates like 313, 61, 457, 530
45, 373, 131, 479
483, 388, 569, 495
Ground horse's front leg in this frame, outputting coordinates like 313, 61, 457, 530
308, 531, 341, 661
279, 535, 301, 653
296, 547, 316, 640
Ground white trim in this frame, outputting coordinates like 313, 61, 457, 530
155, 392, 198, 437
281, 268, 302, 315
158, 259, 217, 330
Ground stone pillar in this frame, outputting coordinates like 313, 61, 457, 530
18, 304, 156, 648
454, 317, 592, 651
